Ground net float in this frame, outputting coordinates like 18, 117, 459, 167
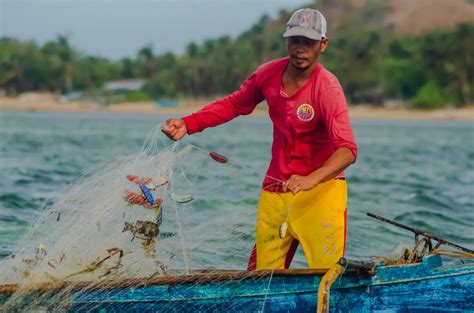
279, 222, 288, 239
209, 151, 228, 164
170, 194, 194, 203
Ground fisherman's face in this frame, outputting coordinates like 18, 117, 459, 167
286, 36, 328, 70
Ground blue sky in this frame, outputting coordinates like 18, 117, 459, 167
1, 0, 310, 60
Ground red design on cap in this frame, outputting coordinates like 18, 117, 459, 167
299, 14, 310, 26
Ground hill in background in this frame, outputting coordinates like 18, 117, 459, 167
385, 0, 474, 36
298, 0, 474, 36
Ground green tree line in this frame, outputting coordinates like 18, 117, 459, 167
1, 19, 473, 108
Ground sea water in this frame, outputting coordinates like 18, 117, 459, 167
0, 111, 473, 267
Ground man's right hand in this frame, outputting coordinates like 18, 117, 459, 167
161, 119, 187, 141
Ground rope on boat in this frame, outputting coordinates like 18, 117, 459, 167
430, 249, 474, 259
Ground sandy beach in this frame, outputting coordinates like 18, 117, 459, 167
1, 94, 473, 121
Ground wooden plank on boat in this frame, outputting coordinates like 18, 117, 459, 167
0, 267, 368, 295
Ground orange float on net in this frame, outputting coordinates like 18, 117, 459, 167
209, 151, 228, 164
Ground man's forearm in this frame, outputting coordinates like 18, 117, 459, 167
308, 147, 355, 185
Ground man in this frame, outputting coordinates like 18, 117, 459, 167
161, 8, 357, 270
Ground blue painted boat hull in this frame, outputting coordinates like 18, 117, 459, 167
1, 255, 473, 312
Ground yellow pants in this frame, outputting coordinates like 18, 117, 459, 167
255, 179, 347, 269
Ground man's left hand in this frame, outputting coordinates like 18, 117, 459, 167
282, 175, 318, 194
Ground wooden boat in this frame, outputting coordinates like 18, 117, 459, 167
1, 214, 472, 312
0, 254, 473, 312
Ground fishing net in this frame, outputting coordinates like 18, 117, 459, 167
0, 126, 300, 312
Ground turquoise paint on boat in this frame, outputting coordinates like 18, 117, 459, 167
1, 255, 473, 311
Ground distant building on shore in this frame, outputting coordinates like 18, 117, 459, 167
103, 79, 145, 92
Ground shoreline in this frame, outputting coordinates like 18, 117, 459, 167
1, 97, 474, 121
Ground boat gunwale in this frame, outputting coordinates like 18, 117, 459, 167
2, 258, 472, 296
0, 268, 366, 295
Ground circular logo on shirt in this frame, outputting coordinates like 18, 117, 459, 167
296, 104, 315, 122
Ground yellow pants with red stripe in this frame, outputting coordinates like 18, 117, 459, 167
255, 179, 347, 269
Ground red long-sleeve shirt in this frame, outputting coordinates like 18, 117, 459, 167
183, 57, 357, 192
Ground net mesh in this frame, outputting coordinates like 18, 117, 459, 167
0, 126, 293, 311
